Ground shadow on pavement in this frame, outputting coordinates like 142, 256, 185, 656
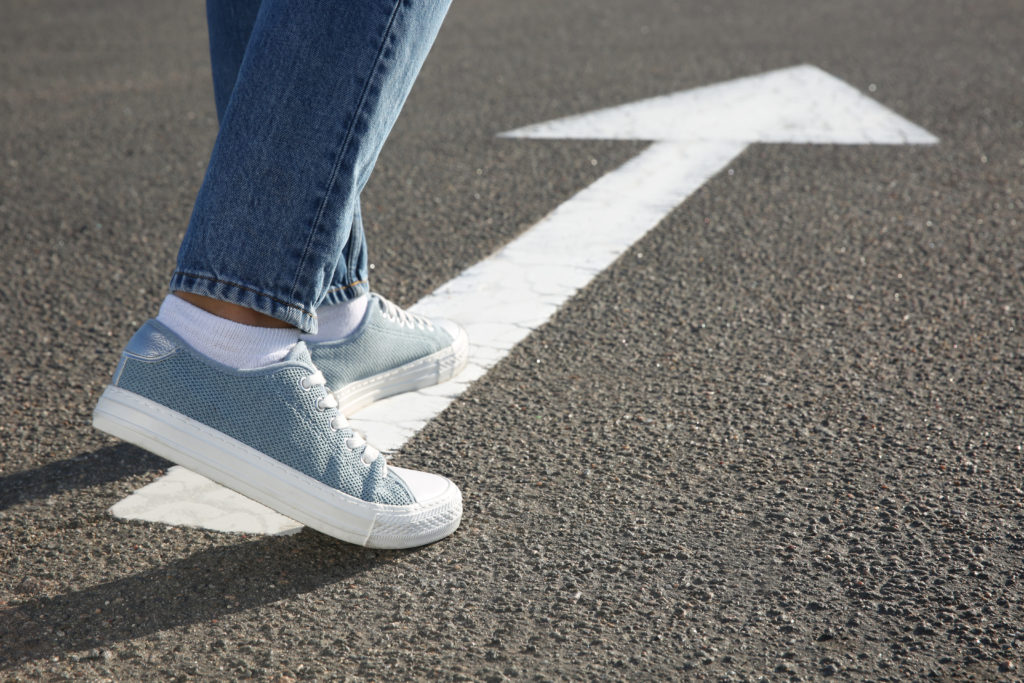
0, 531, 389, 668
0, 444, 167, 511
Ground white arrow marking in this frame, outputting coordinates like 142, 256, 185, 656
110, 466, 304, 535
110, 64, 936, 534
504, 63, 936, 145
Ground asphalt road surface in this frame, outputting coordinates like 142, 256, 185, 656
2, 1, 1023, 680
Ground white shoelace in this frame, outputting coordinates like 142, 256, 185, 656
302, 370, 385, 471
377, 295, 433, 330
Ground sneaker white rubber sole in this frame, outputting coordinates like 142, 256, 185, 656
332, 324, 470, 414
93, 386, 462, 548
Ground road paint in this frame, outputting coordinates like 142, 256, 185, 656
504, 64, 937, 145
110, 465, 303, 535
110, 64, 937, 534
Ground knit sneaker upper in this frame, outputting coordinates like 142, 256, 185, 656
113, 320, 413, 505
308, 293, 457, 389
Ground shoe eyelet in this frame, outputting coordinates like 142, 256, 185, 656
300, 377, 312, 390
316, 397, 327, 411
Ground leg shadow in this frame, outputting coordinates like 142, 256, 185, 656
0, 443, 166, 511
0, 531, 394, 668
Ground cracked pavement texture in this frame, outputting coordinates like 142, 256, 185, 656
2, 0, 1023, 680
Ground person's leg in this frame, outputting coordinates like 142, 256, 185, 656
173, 0, 451, 332
206, 0, 372, 317
198, 0, 468, 410
206, 0, 262, 125
94, 1, 463, 548
198, 0, 361, 334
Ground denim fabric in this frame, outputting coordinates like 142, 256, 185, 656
115, 320, 414, 505
309, 293, 456, 389
206, 0, 261, 123
173, 0, 452, 332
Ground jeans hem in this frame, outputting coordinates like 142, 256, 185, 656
170, 271, 318, 333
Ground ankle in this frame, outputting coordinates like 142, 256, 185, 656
158, 294, 299, 369
174, 291, 295, 329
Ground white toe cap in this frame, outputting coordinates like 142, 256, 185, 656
389, 465, 459, 504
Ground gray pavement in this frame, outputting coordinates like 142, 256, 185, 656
2, 0, 1024, 679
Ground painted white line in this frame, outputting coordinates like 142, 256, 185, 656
111, 64, 937, 533
110, 465, 303, 535
503, 63, 937, 145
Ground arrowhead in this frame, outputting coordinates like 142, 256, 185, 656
502, 64, 937, 145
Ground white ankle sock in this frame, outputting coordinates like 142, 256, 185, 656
156, 294, 299, 370
302, 293, 370, 342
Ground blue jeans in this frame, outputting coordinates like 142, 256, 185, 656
171, 0, 451, 333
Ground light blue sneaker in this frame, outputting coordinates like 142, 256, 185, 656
92, 320, 462, 548
308, 293, 469, 413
